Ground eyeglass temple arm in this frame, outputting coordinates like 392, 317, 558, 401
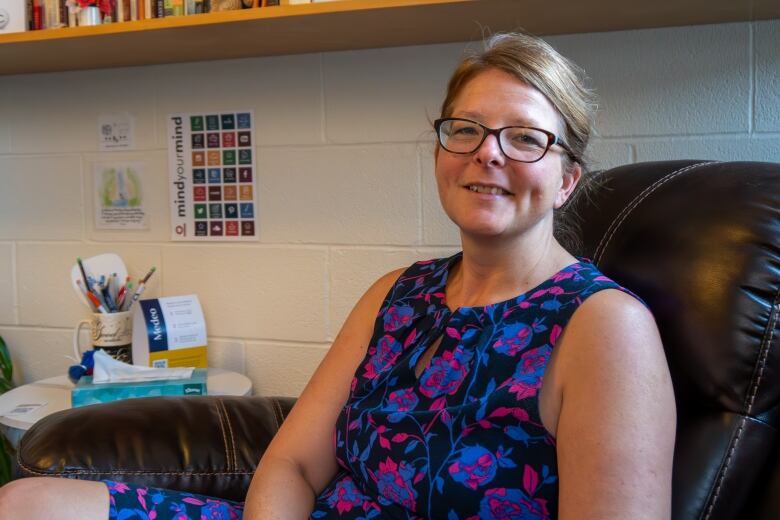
552, 135, 578, 162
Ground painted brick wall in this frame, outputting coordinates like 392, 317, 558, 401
0, 21, 777, 396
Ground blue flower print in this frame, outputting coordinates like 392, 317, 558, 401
363, 335, 404, 380
386, 387, 419, 412
384, 305, 415, 332
418, 346, 474, 399
477, 487, 549, 520
448, 445, 498, 490
492, 323, 533, 356
506, 345, 552, 401
325, 476, 378, 515
374, 457, 418, 510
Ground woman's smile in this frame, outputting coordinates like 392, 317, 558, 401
464, 183, 513, 196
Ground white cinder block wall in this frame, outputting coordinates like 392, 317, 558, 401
0, 21, 778, 396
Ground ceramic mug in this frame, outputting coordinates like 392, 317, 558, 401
73, 310, 133, 364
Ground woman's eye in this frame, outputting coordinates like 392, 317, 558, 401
452, 125, 479, 136
510, 131, 543, 148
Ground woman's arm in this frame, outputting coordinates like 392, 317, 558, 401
243, 268, 405, 520
552, 289, 676, 519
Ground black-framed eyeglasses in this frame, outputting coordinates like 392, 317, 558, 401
434, 117, 577, 163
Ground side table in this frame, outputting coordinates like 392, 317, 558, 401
0, 368, 252, 449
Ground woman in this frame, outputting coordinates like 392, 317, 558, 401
245, 32, 675, 519
0, 32, 675, 519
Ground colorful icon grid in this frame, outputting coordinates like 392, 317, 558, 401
189, 112, 255, 237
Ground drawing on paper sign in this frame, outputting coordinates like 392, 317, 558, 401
94, 163, 148, 230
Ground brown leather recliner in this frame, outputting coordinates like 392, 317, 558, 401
16, 160, 780, 519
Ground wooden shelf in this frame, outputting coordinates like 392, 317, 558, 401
1, 0, 778, 75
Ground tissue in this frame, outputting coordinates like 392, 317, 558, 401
92, 349, 194, 383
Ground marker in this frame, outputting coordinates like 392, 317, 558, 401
76, 280, 96, 312
87, 291, 109, 314
120, 281, 134, 311
116, 278, 129, 310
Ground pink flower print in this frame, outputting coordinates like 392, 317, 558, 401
363, 335, 403, 379
386, 387, 419, 412
492, 323, 533, 356
325, 476, 373, 514
104, 480, 130, 494
383, 304, 414, 332
448, 445, 498, 490
478, 488, 549, 520
550, 269, 575, 283
374, 457, 418, 510
418, 346, 474, 399
506, 345, 551, 401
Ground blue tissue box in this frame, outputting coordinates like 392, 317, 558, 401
71, 369, 208, 407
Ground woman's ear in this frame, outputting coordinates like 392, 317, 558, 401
554, 162, 582, 209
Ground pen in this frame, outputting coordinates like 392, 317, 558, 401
76, 257, 91, 292
76, 257, 102, 307
128, 267, 156, 309
101, 279, 117, 312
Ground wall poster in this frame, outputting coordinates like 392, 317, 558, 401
167, 110, 258, 241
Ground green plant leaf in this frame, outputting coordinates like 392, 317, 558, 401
0, 336, 12, 383
0, 336, 13, 484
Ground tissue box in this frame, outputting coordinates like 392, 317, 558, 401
71, 369, 208, 408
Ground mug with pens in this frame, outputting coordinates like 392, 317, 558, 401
71, 253, 157, 364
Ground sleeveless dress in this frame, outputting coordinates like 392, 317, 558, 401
101, 253, 634, 520
309, 252, 634, 520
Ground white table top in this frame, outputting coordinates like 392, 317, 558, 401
0, 368, 252, 431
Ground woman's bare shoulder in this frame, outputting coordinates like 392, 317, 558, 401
554, 288, 676, 519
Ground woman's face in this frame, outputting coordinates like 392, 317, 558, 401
434, 68, 580, 242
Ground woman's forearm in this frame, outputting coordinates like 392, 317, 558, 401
244, 456, 317, 520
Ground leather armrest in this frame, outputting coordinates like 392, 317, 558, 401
17, 395, 295, 501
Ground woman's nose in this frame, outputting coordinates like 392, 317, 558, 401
474, 133, 506, 166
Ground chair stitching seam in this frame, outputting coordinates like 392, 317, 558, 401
702, 417, 746, 520
744, 295, 780, 415
594, 162, 714, 265
215, 399, 232, 472
17, 460, 254, 477
219, 399, 238, 471
704, 278, 780, 518
272, 399, 283, 431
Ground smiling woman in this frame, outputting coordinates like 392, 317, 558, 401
249, 32, 675, 520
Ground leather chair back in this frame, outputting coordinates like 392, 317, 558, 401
564, 160, 780, 519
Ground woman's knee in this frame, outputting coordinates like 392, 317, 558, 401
0, 477, 51, 514
0, 476, 109, 519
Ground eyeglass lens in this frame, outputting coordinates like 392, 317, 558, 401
438, 119, 550, 162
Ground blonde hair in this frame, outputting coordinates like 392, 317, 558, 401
439, 32, 598, 250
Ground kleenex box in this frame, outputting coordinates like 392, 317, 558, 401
71, 369, 208, 408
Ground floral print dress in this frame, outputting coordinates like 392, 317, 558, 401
310, 253, 633, 520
